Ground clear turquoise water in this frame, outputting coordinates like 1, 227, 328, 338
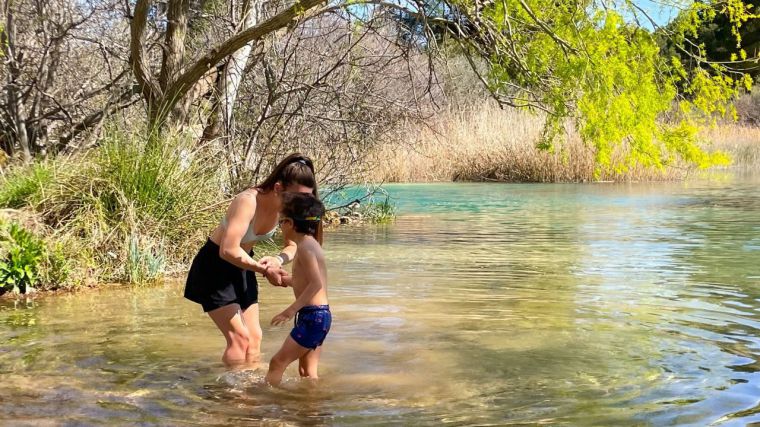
2, 177, 760, 425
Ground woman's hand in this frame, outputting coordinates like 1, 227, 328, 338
259, 255, 283, 270
271, 309, 295, 326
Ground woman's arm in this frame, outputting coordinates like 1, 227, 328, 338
218, 194, 267, 274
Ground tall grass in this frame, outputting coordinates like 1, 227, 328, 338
701, 124, 760, 169
0, 161, 56, 208
5, 127, 227, 286
368, 103, 760, 183
59, 129, 221, 282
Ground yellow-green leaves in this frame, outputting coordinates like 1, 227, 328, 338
457, 0, 754, 175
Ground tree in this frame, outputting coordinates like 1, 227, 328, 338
3, 0, 756, 174
200, 0, 264, 144
660, 0, 760, 78
1, 0, 135, 160
229, 11, 437, 190
441, 0, 755, 173
128, 0, 330, 132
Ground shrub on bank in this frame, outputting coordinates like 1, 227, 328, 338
323, 191, 397, 225
0, 221, 71, 295
0, 128, 398, 295
40, 129, 225, 285
0, 222, 45, 294
0, 128, 226, 293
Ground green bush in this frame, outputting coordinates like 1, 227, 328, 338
0, 223, 45, 294
361, 195, 396, 223
125, 234, 165, 284
0, 126, 226, 288
324, 188, 397, 225
0, 222, 73, 294
37, 127, 224, 283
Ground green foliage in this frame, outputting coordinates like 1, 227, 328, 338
0, 220, 73, 294
125, 234, 165, 285
455, 0, 754, 175
41, 242, 71, 289
0, 126, 224, 288
37, 126, 224, 283
324, 187, 397, 224
663, 0, 760, 77
0, 223, 45, 294
360, 195, 396, 223
0, 161, 55, 208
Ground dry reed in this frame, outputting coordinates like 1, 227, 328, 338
368, 103, 760, 183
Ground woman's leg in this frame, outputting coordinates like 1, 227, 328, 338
298, 346, 321, 378
241, 303, 263, 361
265, 336, 311, 386
207, 303, 250, 366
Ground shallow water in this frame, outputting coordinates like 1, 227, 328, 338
2, 177, 760, 425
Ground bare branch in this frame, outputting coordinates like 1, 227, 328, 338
163, 0, 328, 113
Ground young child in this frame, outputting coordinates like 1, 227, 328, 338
265, 192, 331, 386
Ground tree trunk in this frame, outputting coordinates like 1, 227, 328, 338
160, 0, 191, 92
28, 0, 64, 156
2, 1, 32, 162
160, 0, 193, 128
130, 0, 163, 131
201, 0, 262, 142
131, 0, 326, 134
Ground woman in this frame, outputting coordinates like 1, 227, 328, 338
184, 153, 319, 365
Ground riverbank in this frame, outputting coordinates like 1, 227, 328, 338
0, 129, 396, 295
367, 104, 760, 183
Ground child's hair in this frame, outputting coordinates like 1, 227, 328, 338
256, 153, 317, 197
281, 192, 325, 245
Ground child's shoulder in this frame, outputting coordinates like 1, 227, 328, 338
298, 238, 324, 258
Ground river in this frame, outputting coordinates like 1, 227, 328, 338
2, 177, 760, 425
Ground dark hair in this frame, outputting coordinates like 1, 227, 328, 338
281, 193, 325, 245
256, 153, 317, 197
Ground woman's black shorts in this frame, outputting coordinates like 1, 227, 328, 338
184, 239, 258, 312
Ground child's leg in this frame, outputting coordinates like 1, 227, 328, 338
265, 336, 311, 386
298, 346, 322, 378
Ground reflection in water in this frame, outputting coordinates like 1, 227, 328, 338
2, 178, 760, 425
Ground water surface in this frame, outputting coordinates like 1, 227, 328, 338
2, 177, 760, 425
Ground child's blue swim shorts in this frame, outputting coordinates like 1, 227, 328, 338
291, 305, 331, 350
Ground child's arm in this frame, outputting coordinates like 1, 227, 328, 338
271, 251, 323, 325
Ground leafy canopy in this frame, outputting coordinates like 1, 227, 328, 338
448, 0, 755, 174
